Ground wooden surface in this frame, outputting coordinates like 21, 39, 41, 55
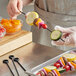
0, 30, 32, 56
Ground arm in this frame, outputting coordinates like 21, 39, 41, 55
22, 0, 33, 6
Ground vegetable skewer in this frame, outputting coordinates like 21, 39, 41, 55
25, 11, 65, 42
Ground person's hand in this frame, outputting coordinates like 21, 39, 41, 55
7, 0, 23, 19
51, 26, 76, 47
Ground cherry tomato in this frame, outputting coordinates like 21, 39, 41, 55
0, 27, 2, 29
0, 26, 5, 32
54, 63, 60, 68
36, 72, 41, 76
1, 28, 5, 32
0, 30, 2, 33
42, 24, 47, 29
63, 65, 71, 71
0, 27, 5, 33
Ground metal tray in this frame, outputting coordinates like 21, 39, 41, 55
31, 49, 76, 76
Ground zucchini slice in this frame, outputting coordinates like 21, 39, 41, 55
43, 66, 56, 70
57, 68, 66, 73
50, 30, 62, 41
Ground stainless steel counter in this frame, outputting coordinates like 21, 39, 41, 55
0, 42, 64, 76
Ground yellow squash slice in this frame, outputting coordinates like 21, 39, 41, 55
26, 12, 39, 26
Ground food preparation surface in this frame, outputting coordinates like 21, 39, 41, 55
0, 42, 63, 76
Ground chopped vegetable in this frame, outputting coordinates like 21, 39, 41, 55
42, 24, 47, 29
57, 68, 66, 73
52, 69, 61, 76
0, 26, 6, 39
50, 30, 62, 41
26, 12, 39, 25
68, 62, 75, 71
54, 63, 61, 68
63, 65, 70, 71
62, 53, 76, 62
42, 69, 47, 76
33, 18, 43, 27
1, 19, 22, 34
57, 57, 65, 67
36, 71, 45, 76
36, 72, 41, 76
59, 57, 65, 67
47, 71, 55, 76
70, 62, 76, 69
43, 66, 56, 73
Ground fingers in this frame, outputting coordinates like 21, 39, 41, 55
12, 15, 17, 19
7, 5, 14, 17
17, 0, 23, 12
51, 34, 74, 46
11, 2, 20, 15
55, 25, 72, 33
69, 26, 76, 32
7, 0, 23, 19
51, 40, 64, 46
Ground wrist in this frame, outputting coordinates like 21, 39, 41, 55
22, 0, 33, 6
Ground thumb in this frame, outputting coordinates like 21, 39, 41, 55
18, 0, 23, 12
12, 15, 17, 19
55, 25, 72, 33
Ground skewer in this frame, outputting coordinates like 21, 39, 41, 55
60, 38, 65, 42
3, 60, 15, 76
14, 58, 36, 76
46, 28, 52, 32
9, 55, 20, 76
20, 11, 26, 15
20, 11, 64, 42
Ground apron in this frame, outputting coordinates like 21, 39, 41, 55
31, 0, 76, 51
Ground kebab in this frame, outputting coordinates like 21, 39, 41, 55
21, 11, 64, 41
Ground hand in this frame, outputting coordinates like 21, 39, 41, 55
51, 26, 76, 47
7, 0, 23, 19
